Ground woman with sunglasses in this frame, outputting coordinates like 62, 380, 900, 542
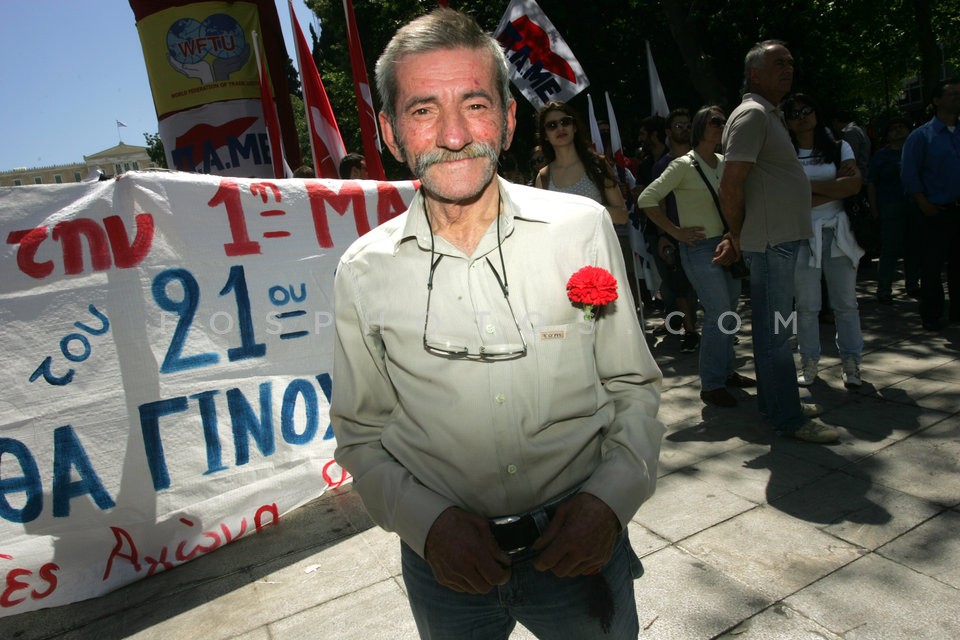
637, 105, 755, 407
783, 93, 865, 388
534, 101, 629, 224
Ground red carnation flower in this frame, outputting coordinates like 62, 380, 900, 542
566, 266, 618, 320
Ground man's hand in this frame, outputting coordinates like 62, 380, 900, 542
712, 233, 741, 266
531, 493, 620, 577
424, 507, 511, 594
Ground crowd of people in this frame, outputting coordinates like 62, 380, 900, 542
487, 49, 958, 417
325, 7, 958, 637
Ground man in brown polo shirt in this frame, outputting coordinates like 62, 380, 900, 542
714, 40, 838, 443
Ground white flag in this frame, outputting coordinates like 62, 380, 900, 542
116, 120, 127, 128
604, 91, 628, 173
586, 95, 603, 153
494, 0, 589, 110
646, 41, 670, 117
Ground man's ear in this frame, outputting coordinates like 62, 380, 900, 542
501, 99, 518, 152
379, 111, 405, 163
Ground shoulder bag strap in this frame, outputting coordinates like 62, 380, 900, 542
689, 152, 729, 233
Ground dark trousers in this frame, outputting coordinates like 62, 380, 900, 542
918, 206, 960, 324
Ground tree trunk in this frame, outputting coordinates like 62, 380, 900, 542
661, 0, 730, 107
912, 0, 942, 106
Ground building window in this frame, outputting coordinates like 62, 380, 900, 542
34, 176, 42, 184
123, 162, 131, 172
74, 172, 82, 182
133, 161, 140, 170
115, 163, 122, 175
55, 175, 63, 183
13, 179, 22, 186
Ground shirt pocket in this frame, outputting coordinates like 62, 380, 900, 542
533, 322, 600, 424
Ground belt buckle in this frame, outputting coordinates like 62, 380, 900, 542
490, 514, 540, 555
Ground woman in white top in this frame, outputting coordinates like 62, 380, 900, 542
533, 101, 629, 224
637, 105, 755, 407
784, 93, 865, 388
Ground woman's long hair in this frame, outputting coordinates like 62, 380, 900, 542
782, 93, 839, 166
535, 101, 615, 203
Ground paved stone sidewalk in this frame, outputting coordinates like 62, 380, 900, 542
3, 269, 958, 639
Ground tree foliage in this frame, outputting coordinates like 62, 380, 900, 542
297, 0, 957, 178
143, 132, 167, 169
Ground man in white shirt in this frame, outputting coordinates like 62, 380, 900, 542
331, 8, 664, 638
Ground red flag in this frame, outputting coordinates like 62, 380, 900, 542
289, 0, 346, 179
342, 0, 386, 180
253, 30, 286, 179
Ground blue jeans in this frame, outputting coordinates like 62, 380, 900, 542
680, 237, 742, 391
876, 199, 914, 297
795, 229, 864, 362
744, 241, 805, 431
401, 530, 643, 639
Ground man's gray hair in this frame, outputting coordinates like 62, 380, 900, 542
741, 39, 787, 93
375, 8, 512, 125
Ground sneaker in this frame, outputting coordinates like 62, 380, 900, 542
789, 419, 839, 443
841, 357, 862, 388
797, 357, 818, 387
801, 403, 824, 419
680, 332, 700, 353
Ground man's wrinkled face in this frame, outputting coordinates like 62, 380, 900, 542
379, 47, 516, 202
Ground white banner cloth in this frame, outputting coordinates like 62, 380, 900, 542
0, 171, 418, 615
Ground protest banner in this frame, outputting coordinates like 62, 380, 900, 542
130, 0, 301, 176
0, 171, 418, 615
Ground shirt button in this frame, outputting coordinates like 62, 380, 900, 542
507, 464, 518, 474
485, 324, 496, 334
495, 393, 505, 404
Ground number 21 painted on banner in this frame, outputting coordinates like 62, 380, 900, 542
152, 265, 265, 374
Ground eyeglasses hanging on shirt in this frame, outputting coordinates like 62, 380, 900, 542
422, 195, 528, 361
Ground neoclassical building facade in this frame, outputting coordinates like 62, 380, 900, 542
0, 143, 157, 187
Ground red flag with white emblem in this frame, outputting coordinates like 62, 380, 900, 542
252, 30, 288, 179
289, 0, 346, 179
342, 0, 386, 180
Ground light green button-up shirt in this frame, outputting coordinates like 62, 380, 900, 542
331, 178, 665, 557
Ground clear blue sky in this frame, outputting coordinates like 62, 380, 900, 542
0, 0, 319, 171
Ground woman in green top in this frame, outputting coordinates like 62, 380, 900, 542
637, 105, 754, 407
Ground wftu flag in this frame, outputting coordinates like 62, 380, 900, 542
289, 0, 346, 179
494, 0, 589, 110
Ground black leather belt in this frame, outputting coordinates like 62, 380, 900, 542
488, 492, 575, 555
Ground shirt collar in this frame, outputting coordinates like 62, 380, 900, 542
393, 176, 551, 254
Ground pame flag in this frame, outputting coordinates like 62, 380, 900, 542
494, 0, 589, 110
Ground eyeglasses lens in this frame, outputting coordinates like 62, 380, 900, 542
545, 117, 573, 130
